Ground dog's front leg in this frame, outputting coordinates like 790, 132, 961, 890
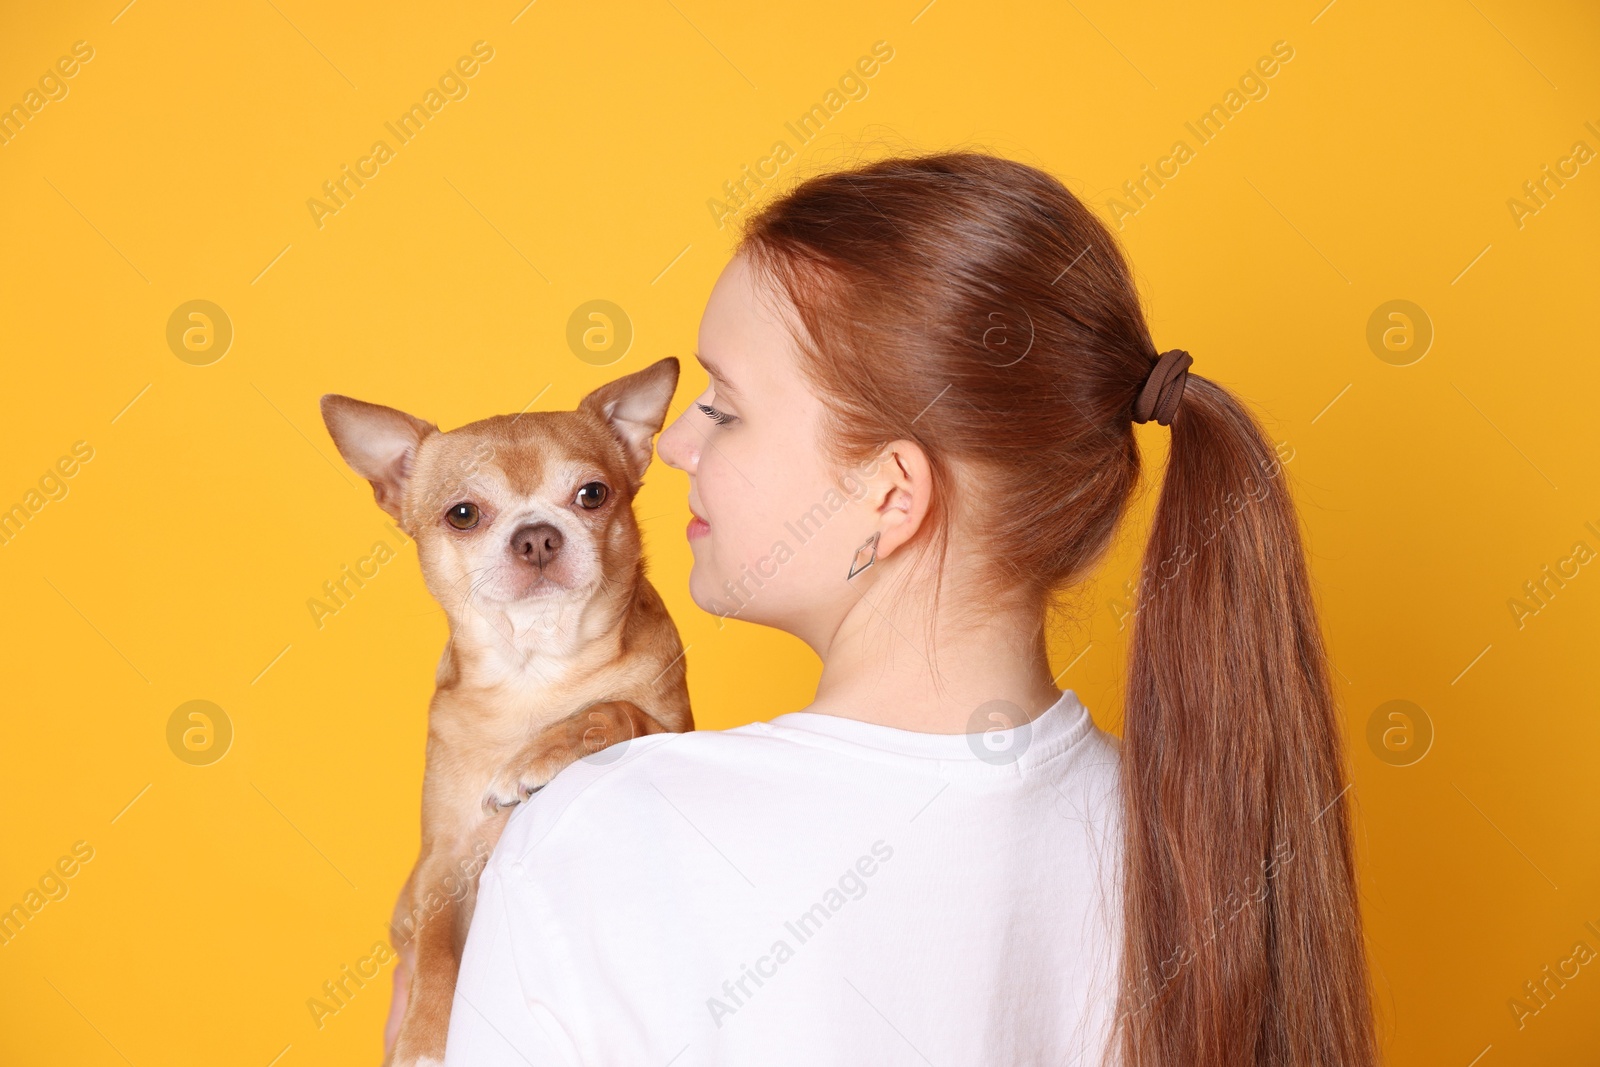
387, 817, 504, 1067
381, 867, 419, 1065
481, 700, 669, 812
387, 847, 465, 1067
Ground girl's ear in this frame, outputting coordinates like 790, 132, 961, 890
578, 357, 681, 486
869, 440, 934, 560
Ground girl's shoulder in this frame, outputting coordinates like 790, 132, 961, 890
487, 694, 1122, 879
485, 721, 795, 872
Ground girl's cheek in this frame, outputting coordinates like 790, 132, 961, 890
697, 460, 739, 535
700, 433, 749, 498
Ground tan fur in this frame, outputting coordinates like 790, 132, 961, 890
320, 358, 693, 1067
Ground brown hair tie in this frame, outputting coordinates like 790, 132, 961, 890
1132, 349, 1194, 426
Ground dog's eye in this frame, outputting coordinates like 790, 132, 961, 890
576, 483, 608, 510
445, 502, 480, 530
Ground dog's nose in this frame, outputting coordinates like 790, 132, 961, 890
508, 522, 563, 568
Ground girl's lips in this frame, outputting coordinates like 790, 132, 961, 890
687, 513, 710, 540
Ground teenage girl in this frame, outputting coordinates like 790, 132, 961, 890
444, 150, 1377, 1067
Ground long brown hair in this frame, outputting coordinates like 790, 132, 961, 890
735, 149, 1376, 1066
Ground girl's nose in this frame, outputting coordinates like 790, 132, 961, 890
656, 410, 699, 473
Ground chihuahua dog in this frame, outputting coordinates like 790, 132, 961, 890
319, 356, 694, 1067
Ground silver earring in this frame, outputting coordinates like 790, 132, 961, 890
847, 532, 880, 579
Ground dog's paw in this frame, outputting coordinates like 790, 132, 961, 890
478, 703, 655, 816
389, 1052, 444, 1067
479, 760, 554, 815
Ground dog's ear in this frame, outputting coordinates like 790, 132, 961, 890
320, 394, 438, 524
577, 357, 680, 486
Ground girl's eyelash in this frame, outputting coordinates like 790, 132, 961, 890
696, 401, 733, 425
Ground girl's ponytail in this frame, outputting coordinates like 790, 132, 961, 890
1118, 368, 1377, 1066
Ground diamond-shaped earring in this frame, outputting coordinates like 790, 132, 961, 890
847, 532, 880, 580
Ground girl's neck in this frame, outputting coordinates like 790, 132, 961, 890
804, 591, 1063, 735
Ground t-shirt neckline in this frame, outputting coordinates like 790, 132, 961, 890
757, 688, 1095, 772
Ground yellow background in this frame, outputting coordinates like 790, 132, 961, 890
1, 1, 1596, 1064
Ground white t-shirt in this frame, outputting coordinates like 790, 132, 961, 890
445, 687, 1125, 1067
